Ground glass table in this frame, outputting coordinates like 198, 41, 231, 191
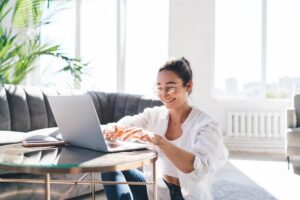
0, 143, 158, 200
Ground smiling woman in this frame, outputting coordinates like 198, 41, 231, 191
100, 57, 229, 200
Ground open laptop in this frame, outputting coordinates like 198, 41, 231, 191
47, 95, 151, 152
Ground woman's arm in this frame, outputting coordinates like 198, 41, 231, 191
142, 118, 228, 180
159, 137, 195, 173
141, 134, 195, 173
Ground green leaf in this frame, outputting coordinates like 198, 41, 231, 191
0, 0, 88, 86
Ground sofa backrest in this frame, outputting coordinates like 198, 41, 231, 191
294, 94, 300, 127
0, 84, 162, 132
88, 91, 162, 124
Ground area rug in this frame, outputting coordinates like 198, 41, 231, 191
212, 162, 277, 200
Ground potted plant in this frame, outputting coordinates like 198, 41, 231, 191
0, 0, 87, 88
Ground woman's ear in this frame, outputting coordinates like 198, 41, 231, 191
186, 80, 193, 93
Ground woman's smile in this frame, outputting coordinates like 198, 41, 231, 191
163, 97, 176, 104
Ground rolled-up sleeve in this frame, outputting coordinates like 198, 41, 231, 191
185, 120, 228, 182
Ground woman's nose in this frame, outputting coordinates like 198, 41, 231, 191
161, 90, 171, 99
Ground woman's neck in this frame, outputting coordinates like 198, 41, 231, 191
169, 104, 192, 124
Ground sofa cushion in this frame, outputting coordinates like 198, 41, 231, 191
294, 95, 300, 127
5, 85, 31, 132
0, 131, 27, 144
88, 92, 112, 124
0, 87, 10, 130
286, 127, 300, 147
40, 87, 59, 128
24, 86, 48, 130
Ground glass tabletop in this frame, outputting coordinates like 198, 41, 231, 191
0, 143, 157, 174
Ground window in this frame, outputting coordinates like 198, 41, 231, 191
125, 0, 169, 95
215, 0, 300, 99
40, 0, 169, 95
40, 1, 76, 87
80, 0, 117, 92
266, 0, 300, 98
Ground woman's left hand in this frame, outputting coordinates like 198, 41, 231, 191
119, 128, 164, 146
139, 132, 164, 146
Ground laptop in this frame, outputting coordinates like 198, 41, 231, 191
47, 95, 152, 152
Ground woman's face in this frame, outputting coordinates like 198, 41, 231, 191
156, 70, 191, 110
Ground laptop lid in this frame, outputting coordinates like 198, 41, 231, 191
48, 95, 151, 152
48, 95, 108, 152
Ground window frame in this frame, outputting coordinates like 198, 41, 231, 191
214, 0, 297, 101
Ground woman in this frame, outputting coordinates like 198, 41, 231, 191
102, 57, 228, 200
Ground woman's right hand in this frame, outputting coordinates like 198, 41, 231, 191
104, 125, 144, 142
103, 125, 124, 141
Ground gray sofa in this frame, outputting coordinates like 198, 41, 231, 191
286, 94, 300, 170
0, 84, 162, 199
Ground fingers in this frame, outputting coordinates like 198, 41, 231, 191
138, 131, 152, 142
103, 125, 156, 143
140, 133, 161, 145
104, 125, 143, 141
121, 128, 143, 141
104, 130, 117, 141
104, 125, 125, 141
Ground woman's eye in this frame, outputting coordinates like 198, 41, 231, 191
166, 87, 175, 92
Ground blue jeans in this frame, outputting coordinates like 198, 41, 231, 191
163, 179, 184, 200
101, 170, 184, 200
101, 169, 148, 200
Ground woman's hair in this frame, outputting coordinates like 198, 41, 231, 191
159, 57, 193, 86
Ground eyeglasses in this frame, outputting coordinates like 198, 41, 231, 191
155, 83, 183, 95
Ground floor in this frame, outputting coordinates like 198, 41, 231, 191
72, 152, 300, 200
71, 191, 106, 200
229, 152, 300, 200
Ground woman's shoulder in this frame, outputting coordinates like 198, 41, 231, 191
142, 105, 167, 117
143, 105, 166, 112
191, 107, 218, 125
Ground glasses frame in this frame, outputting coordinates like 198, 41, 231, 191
155, 82, 184, 96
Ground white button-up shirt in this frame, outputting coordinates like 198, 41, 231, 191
117, 106, 229, 200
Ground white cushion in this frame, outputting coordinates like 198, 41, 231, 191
0, 127, 61, 144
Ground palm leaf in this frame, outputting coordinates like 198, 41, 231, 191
0, 0, 88, 85
0, 0, 11, 23
12, 0, 43, 28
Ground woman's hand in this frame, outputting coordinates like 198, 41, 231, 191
104, 125, 145, 142
104, 125, 164, 145
103, 125, 125, 141
140, 132, 164, 146
118, 128, 164, 146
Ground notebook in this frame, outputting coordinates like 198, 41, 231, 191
47, 95, 152, 152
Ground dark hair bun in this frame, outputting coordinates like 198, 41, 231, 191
159, 56, 193, 85
181, 57, 190, 67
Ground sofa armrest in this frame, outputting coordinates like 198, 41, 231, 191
286, 108, 296, 129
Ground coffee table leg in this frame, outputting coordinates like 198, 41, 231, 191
45, 173, 51, 200
153, 161, 157, 200
91, 172, 95, 200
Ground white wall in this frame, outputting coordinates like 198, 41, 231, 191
169, 0, 292, 133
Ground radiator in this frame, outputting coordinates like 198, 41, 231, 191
227, 111, 285, 138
